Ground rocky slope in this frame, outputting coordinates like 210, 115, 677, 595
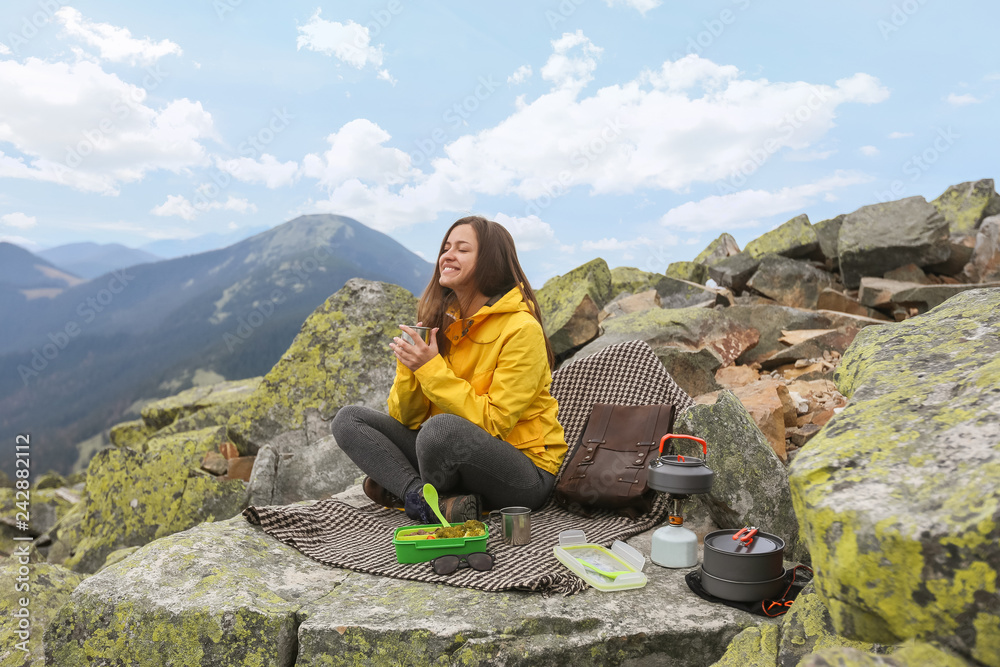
3, 179, 999, 665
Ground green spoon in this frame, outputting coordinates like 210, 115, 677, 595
422, 483, 450, 528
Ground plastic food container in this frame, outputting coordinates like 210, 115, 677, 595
392, 524, 489, 564
553, 529, 647, 591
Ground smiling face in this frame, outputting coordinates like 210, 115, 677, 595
438, 224, 479, 293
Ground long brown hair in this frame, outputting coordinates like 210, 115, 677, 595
417, 216, 555, 370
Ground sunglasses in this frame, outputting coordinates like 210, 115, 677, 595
429, 552, 495, 575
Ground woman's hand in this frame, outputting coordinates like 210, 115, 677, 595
392, 323, 440, 372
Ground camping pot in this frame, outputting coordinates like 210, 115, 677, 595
700, 567, 788, 602
702, 527, 785, 583
647, 434, 714, 495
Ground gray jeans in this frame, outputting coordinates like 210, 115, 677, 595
330, 405, 555, 510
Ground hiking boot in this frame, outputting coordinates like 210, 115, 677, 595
441, 493, 483, 523
362, 476, 403, 509
404, 491, 435, 524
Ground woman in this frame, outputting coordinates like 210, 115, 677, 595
330, 216, 567, 524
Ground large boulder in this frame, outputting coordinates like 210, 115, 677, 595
675, 390, 804, 561
58, 426, 247, 573
966, 216, 1000, 282
656, 276, 721, 309
666, 261, 709, 284
695, 233, 742, 267
227, 279, 415, 456
838, 197, 950, 288
140, 377, 262, 432
744, 214, 819, 260
0, 561, 84, 666
228, 279, 417, 505
708, 252, 761, 292
44, 488, 763, 666
609, 265, 661, 298
813, 215, 846, 264
537, 258, 612, 356
789, 288, 1000, 665
746, 255, 837, 310
569, 307, 760, 397
931, 178, 1000, 236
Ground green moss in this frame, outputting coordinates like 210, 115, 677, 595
973, 613, 1000, 666
711, 624, 779, 666
744, 214, 818, 259
665, 261, 709, 285
0, 561, 85, 666
932, 180, 1000, 236
610, 266, 661, 298
537, 258, 612, 333
63, 426, 246, 573
891, 640, 969, 667
694, 233, 740, 267
140, 377, 261, 431
790, 289, 1000, 660
226, 280, 417, 455
109, 419, 159, 449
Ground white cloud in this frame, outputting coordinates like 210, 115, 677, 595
604, 0, 662, 14
55, 7, 182, 66
580, 236, 655, 251
296, 9, 391, 81
0, 43, 11, 55
151, 194, 256, 220
508, 65, 532, 85
946, 93, 980, 106
658, 171, 873, 231
493, 213, 559, 251
1, 212, 37, 229
540, 31, 603, 93
859, 145, 880, 156
985, 73, 1000, 82
0, 58, 216, 195
376, 68, 396, 85
888, 131, 913, 139
217, 154, 299, 189
302, 119, 420, 190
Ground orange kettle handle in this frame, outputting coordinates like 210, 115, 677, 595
658, 434, 708, 458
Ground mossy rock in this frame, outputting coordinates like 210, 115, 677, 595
537, 258, 612, 356
610, 266, 662, 299
744, 214, 819, 260
109, 419, 157, 449
666, 261, 709, 285
569, 306, 759, 369
797, 642, 967, 667
227, 279, 417, 455
140, 377, 262, 432
789, 288, 1000, 665
0, 561, 85, 666
746, 254, 837, 310
0, 487, 76, 554
676, 390, 803, 562
64, 426, 247, 574
710, 623, 780, 666
778, 585, 887, 665
931, 179, 1000, 236
43, 497, 762, 666
98, 546, 140, 571
695, 233, 741, 267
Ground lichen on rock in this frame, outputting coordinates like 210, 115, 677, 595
789, 288, 1000, 665
537, 258, 612, 356
744, 214, 819, 260
226, 279, 417, 455
0, 561, 85, 666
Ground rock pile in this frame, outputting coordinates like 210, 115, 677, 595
4, 179, 999, 666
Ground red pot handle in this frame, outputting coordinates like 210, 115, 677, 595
658, 434, 708, 459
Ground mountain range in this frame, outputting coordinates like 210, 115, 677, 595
37, 242, 163, 280
0, 214, 434, 475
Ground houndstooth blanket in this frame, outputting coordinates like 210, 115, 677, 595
244, 339, 695, 596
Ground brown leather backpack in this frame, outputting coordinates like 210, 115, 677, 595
554, 403, 676, 518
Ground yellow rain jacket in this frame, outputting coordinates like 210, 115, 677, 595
387, 286, 567, 475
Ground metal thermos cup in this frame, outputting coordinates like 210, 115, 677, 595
491, 506, 531, 546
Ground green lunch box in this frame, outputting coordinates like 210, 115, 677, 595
392, 524, 490, 564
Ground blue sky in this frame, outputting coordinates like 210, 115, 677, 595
1, 0, 997, 284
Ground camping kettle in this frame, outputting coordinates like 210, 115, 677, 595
647, 434, 714, 495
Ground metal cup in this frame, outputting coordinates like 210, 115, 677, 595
491, 506, 531, 546
399, 325, 432, 345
